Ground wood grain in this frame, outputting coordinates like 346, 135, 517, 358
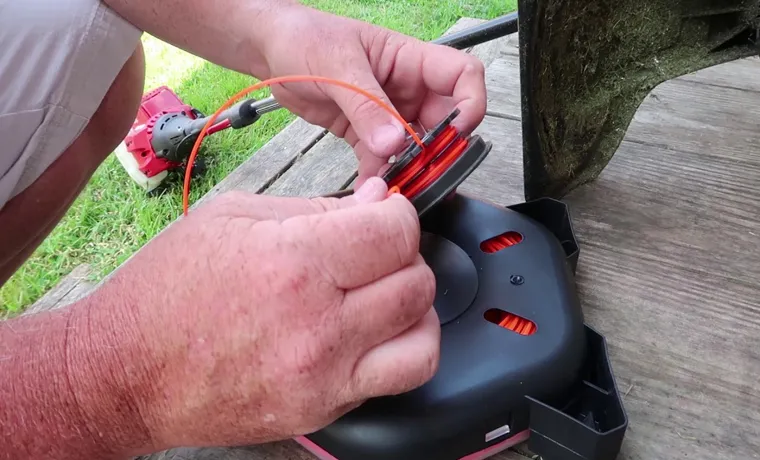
196, 118, 326, 204
625, 77, 760, 159
484, 58, 521, 120
457, 52, 760, 460
260, 133, 358, 197
561, 140, 760, 460
459, 114, 525, 204
678, 56, 760, 93
484, 55, 760, 162
22, 264, 94, 315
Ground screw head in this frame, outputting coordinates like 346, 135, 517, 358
510, 275, 524, 285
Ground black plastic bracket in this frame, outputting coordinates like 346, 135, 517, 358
526, 325, 628, 460
505, 197, 628, 460
506, 197, 580, 275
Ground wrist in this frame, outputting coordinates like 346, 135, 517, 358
0, 296, 156, 458
242, 0, 308, 78
64, 291, 160, 457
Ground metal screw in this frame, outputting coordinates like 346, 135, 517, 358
510, 275, 524, 285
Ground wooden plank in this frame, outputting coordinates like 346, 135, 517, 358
483, 55, 760, 162
455, 55, 760, 460
561, 143, 760, 460
626, 76, 760, 159
258, 133, 357, 197
23, 264, 94, 315
197, 118, 326, 203
459, 115, 524, 204
678, 56, 760, 92
484, 58, 521, 120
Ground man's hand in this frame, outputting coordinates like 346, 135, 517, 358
1, 179, 439, 458
257, 6, 487, 186
125, 178, 439, 448
101, 0, 487, 187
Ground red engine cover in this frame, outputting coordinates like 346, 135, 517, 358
124, 86, 197, 177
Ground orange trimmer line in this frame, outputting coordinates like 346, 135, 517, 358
182, 75, 425, 215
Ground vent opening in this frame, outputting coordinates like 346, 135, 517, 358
484, 308, 536, 336
480, 231, 523, 253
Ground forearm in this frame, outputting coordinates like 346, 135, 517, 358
101, 0, 303, 77
0, 296, 156, 459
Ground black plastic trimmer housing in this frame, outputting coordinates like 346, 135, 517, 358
301, 13, 635, 458
305, 126, 628, 460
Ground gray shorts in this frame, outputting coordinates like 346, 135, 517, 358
0, 0, 142, 209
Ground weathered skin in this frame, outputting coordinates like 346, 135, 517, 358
517, 0, 760, 199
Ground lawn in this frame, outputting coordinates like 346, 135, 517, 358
0, 0, 513, 314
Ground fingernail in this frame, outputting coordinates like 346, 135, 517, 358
370, 123, 405, 157
353, 177, 388, 203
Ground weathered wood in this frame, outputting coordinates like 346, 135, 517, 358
455, 56, 760, 460
197, 118, 326, 204
261, 133, 358, 197
678, 56, 760, 93
624, 77, 760, 159
484, 58, 520, 120
23, 264, 94, 315
459, 115, 524, 205
485, 54, 760, 161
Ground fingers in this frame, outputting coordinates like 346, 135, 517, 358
419, 45, 487, 134
282, 193, 420, 290
354, 143, 392, 188
339, 254, 435, 353
203, 177, 389, 222
321, 45, 407, 162
348, 306, 441, 400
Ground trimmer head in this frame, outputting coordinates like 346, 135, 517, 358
296, 194, 628, 460
381, 109, 492, 217
303, 111, 629, 460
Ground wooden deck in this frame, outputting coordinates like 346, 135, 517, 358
27, 17, 760, 460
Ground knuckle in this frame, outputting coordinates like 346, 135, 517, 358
350, 92, 385, 120
420, 343, 441, 383
215, 190, 252, 207
418, 263, 437, 309
390, 199, 421, 264
308, 196, 341, 213
466, 56, 486, 76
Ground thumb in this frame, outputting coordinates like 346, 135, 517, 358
326, 61, 407, 160
339, 176, 389, 205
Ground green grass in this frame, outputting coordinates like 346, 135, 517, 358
0, 0, 512, 314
